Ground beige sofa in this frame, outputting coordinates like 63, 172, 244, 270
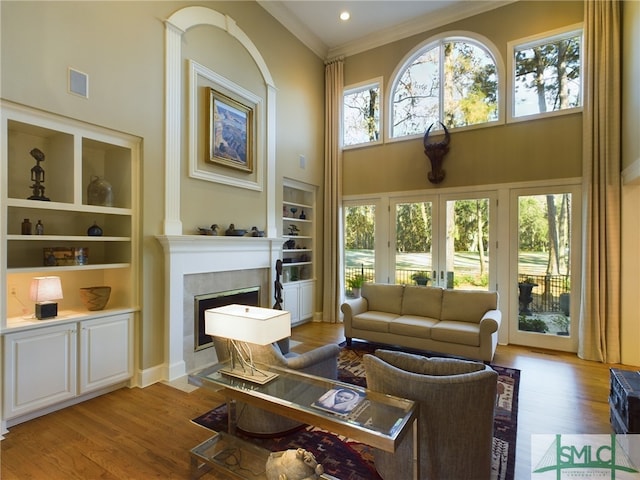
341, 283, 501, 362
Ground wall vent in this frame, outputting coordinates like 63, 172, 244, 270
68, 67, 88, 98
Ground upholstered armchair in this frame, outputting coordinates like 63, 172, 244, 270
363, 350, 498, 480
212, 337, 340, 436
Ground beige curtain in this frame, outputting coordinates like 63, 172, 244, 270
322, 58, 344, 323
579, 0, 621, 362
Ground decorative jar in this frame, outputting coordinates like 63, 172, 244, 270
87, 176, 113, 207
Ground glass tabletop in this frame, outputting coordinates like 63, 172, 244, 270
189, 361, 416, 452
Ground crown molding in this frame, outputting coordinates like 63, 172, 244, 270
257, 0, 328, 58
260, 0, 517, 60
328, 0, 516, 58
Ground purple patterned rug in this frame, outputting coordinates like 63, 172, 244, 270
192, 404, 381, 480
193, 341, 519, 480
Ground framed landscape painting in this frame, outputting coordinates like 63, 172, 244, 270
207, 88, 253, 173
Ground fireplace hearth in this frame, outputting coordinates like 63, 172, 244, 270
194, 286, 260, 351
156, 235, 283, 382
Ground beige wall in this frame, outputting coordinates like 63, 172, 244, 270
342, 1, 584, 194
0, 1, 325, 371
621, 0, 640, 366
2, 0, 639, 372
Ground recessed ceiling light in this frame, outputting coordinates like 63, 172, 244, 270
340, 11, 350, 21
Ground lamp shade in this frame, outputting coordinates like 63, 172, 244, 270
29, 276, 63, 302
205, 304, 291, 345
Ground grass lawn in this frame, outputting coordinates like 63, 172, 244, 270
346, 249, 550, 275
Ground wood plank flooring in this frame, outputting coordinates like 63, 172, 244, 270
0, 321, 632, 479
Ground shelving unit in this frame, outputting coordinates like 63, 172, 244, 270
281, 179, 316, 325
1, 100, 139, 428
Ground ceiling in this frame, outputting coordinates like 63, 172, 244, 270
258, 0, 515, 59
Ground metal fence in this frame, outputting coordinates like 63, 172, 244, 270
345, 266, 433, 287
518, 273, 570, 314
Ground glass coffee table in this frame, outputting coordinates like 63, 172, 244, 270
189, 361, 418, 479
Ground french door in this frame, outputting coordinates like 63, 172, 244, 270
342, 200, 381, 296
508, 186, 581, 351
390, 193, 496, 290
343, 192, 496, 295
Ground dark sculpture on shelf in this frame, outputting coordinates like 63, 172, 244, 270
28, 148, 50, 201
423, 122, 451, 184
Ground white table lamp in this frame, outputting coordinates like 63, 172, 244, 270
30, 276, 63, 319
205, 304, 291, 384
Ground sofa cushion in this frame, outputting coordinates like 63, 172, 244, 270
441, 289, 498, 324
401, 285, 443, 318
352, 311, 398, 333
430, 320, 480, 346
389, 315, 438, 339
361, 283, 404, 315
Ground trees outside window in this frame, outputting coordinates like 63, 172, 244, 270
343, 79, 381, 147
511, 26, 582, 118
390, 36, 499, 139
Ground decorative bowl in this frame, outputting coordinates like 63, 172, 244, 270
80, 286, 111, 311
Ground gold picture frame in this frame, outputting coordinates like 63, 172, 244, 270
207, 88, 253, 173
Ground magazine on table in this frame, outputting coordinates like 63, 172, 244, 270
311, 387, 366, 416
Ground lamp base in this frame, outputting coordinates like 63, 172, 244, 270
219, 366, 279, 385
35, 302, 58, 320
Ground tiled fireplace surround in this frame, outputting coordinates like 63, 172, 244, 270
157, 236, 283, 381
184, 268, 269, 373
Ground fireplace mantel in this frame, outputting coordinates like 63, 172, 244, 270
157, 235, 284, 381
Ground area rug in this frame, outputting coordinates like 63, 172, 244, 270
192, 404, 380, 480
192, 342, 519, 480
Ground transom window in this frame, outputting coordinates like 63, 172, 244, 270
342, 79, 382, 148
509, 24, 583, 120
390, 35, 500, 139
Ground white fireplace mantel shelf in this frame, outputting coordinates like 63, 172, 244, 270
156, 234, 285, 381
158, 234, 284, 255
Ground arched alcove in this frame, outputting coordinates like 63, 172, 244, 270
163, 6, 277, 237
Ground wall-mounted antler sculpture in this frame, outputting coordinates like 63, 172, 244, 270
423, 122, 451, 184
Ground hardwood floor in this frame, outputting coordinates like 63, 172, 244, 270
0, 321, 630, 479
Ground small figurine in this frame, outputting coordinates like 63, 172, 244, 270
211, 224, 219, 236
226, 224, 236, 236
251, 226, 265, 237
288, 225, 300, 236
28, 148, 50, 201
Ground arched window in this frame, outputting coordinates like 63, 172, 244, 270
389, 33, 502, 139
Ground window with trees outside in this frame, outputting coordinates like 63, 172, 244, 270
510, 25, 582, 120
390, 35, 499, 139
343, 79, 381, 148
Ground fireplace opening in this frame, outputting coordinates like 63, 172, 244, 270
194, 286, 261, 351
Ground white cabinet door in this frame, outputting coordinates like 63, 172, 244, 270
282, 284, 300, 325
300, 280, 314, 320
79, 314, 133, 393
3, 324, 77, 418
